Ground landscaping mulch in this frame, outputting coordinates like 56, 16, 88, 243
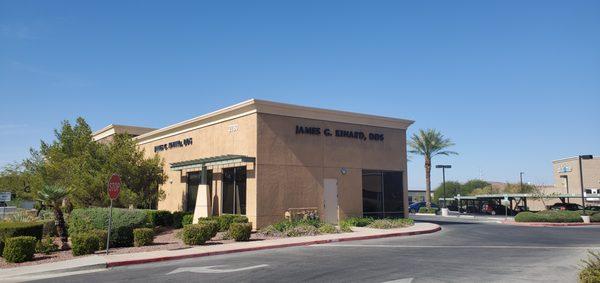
0, 227, 275, 269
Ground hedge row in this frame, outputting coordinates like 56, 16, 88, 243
2, 236, 37, 263
145, 210, 173, 227
68, 208, 149, 247
198, 214, 248, 232
515, 210, 583, 223
0, 222, 44, 255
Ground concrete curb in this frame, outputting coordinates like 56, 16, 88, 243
502, 221, 600, 227
106, 225, 442, 268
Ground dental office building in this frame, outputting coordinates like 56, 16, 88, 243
93, 99, 413, 228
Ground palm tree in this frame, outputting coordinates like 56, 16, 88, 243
408, 129, 457, 207
37, 185, 70, 249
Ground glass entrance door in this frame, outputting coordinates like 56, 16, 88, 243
222, 166, 247, 215
362, 170, 404, 218
186, 170, 213, 212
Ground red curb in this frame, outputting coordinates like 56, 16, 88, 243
502, 222, 600, 227
106, 225, 441, 268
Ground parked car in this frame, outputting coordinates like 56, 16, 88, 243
547, 203, 584, 211
585, 206, 600, 212
514, 205, 529, 212
409, 202, 439, 213
481, 203, 515, 216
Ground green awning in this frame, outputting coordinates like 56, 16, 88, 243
170, 155, 255, 171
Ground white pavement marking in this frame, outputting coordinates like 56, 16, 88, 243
381, 278, 414, 283
315, 244, 600, 250
167, 264, 269, 275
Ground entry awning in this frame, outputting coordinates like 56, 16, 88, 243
170, 155, 255, 171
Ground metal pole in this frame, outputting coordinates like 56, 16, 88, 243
106, 199, 113, 255
579, 156, 586, 214
520, 172, 523, 192
442, 168, 446, 208
565, 176, 570, 203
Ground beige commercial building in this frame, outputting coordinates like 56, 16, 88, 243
552, 156, 600, 206
94, 99, 413, 228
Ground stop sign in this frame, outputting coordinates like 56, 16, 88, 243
108, 174, 121, 200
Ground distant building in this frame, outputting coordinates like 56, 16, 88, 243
552, 156, 600, 206
408, 190, 430, 203
92, 124, 156, 143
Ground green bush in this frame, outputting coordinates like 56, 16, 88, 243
515, 210, 583, 223
196, 219, 219, 238
342, 217, 374, 227
418, 207, 439, 214
2, 236, 37, 263
93, 229, 108, 250
172, 212, 193, 228
36, 237, 59, 255
579, 251, 600, 283
182, 224, 214, 245
145, 210, 173, 227
318, 223, 338, 234
229, 223, 252, 241
199, 215, 249, 232
590, 212, 600, 223
0, 222, 44, 255
42, 220, 57, 237
339, 221, 352, 232
133, 228, 154, 247
71, 233, 100, 256
68, 208, 149, 247
367, 218, 414, 229
181, 214, 194, 227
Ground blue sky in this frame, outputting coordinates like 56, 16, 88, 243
1, 0, 599, 189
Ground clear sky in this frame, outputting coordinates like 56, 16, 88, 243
1, 0, 599, 189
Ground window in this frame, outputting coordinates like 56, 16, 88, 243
362, 170, 404, 218
222, 166, 247, 215
186, 171, 212, 212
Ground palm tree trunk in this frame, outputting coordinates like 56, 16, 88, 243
425, 156, 432, 208
53, 207, 69, 250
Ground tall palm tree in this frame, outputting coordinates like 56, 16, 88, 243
37, 185, 70, 249
408, 129, 457, 207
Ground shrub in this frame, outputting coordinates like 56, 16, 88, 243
229, 223, 252, 241
196, 219, 219, 238
68, 208, 149, 247
318, 223, 338, 234
93, 229, 108, 250
367, 218, 414, 229
515, 210, 583, 223
590, 212, 600, 223
342, 217, 374, 227
42, 220, 57, 237
71, 233, 100, 256
133, 228, 154, 247
339, 221, 352, 232
36, 237, 59, 255
418, 207, 439, 214
285, 224, 319, 237
182, 224, 214, 245
145, 210, 173, 227
181, 214, 194, 227
172, 211, 193, 228
2, 236, 37, 263
579, 251, 600, 283
0, 222, 44, 255
199, 215, 249, 232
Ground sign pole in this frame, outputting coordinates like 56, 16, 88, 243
106, 174, 121, 255
106, 199, 113, 255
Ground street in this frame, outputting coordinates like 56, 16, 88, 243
31, 220, 600, 283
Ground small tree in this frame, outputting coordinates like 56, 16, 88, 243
37, 185, 70, 249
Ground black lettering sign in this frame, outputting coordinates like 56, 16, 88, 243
296, 125, 383, 142
154, 137, 194, 152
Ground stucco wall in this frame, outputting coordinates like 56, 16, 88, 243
138, 113, 258, 226
256, 113, 408, 227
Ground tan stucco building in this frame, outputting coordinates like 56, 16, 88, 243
552, 156, 600, 206
94, 99, 413, 228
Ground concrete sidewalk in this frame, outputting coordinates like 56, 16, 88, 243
0, 223, 440, 281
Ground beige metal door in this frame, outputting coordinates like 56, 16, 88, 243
323, 178, 339, 224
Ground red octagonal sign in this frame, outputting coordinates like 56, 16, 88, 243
108, 174, 121, 200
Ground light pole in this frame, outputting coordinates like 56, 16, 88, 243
436, 165, 452, 208
520, 172, 524, 192
560, 175, 569, 203
579, 155, 593, 214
